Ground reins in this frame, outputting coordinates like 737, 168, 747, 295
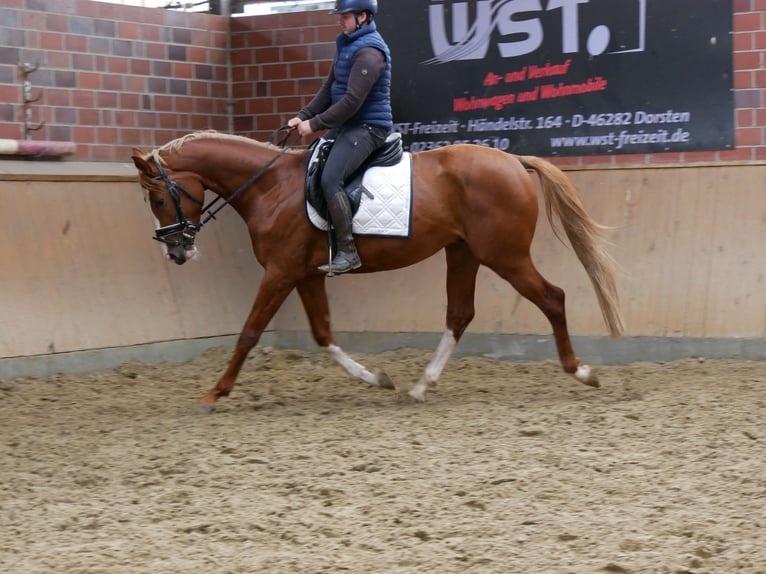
195, 126, 298, 229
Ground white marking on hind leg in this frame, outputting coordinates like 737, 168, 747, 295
409, 330, 456, 402
326, 345, 379, 386
574, 364, 600, 388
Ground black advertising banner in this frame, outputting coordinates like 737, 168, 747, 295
375, 0, 734, 156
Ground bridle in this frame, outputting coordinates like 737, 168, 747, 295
149, 127, 298, 248
150, 158, 204, 248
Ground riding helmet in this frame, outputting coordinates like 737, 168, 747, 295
329, 0, 378, 17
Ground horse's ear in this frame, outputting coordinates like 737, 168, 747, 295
131, 148, 154, 174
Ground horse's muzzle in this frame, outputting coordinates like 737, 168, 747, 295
153, 225, 198, 265
166, 244, 197, 265
153, 222, 199, 265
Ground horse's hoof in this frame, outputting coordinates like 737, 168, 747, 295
408, 389, 427, 403
195, 403, 217, 415
377, 371, 395, 390
574, 365, 600, 388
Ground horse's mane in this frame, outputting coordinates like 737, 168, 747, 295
147, 130, 300, 166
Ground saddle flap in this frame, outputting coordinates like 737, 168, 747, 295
305, 138, 334, 219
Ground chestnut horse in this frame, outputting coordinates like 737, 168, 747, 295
131, 131, 623, 412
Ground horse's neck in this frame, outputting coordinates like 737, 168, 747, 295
177, 141, 278, 197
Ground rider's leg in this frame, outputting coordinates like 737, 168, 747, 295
322, 192, 361, 273
319, 124, 387, 274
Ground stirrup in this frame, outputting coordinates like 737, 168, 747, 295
319, 253, 361, 275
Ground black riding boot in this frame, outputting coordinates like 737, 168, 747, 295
319, 192, 361, 274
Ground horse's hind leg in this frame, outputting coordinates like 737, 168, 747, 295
493, 255, 599, 387
409, 241, 480, 402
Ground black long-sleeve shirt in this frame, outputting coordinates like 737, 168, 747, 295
298, 47, 386, 132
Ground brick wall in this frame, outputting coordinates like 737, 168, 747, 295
0, 0, 765, 165
229, 10, 337, 140
0, 0, 229, 161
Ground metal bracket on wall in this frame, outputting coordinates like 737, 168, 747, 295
18, 61, 45, 140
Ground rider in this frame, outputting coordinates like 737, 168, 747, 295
288, 0, 393, 274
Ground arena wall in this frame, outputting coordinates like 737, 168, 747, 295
1, 160, 763, 379
1, 2, 764, 377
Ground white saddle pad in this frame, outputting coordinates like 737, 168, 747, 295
306, 153, 413, 238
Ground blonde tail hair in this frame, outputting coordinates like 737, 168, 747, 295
519, 155, 624, 338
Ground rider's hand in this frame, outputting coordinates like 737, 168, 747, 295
288, 117, 314, 137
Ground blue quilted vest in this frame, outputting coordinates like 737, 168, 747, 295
331, 21, 393, 129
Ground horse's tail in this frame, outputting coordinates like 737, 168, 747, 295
518, 155, 624, 338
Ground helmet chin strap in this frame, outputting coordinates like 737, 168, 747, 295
354, 13, 361, 30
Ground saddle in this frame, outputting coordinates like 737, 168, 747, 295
305, 132, 403, 221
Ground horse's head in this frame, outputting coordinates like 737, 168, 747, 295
131, 147, 206, 265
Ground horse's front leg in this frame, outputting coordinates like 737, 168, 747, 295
296, 276, 394, 389
198, 271, 295, 412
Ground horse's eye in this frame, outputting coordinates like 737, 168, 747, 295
152, 197, 166, 209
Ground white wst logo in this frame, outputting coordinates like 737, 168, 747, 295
425, 0, 646, 64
